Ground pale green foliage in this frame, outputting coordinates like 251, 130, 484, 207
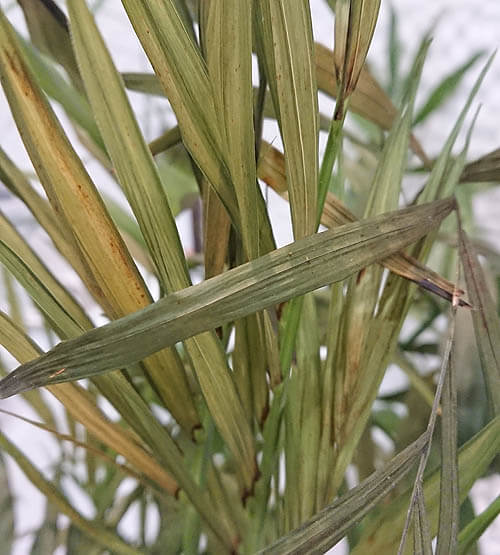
0, 1, 498, 553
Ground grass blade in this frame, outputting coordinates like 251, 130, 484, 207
414, 51, 484, 125
262, 432, 428, 554
0, 7, 200, 431
258, 0, 318, 239
459, 227, 500, 415
0, 198, 454, 396
353, 415, 500, 554
436, 346, 459, 554
458, 495, 500, 555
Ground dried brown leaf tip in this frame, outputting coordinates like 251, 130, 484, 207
334, 0, 381, 101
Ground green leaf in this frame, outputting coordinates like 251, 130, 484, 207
261, 432, 428, 554
436, 351, 459, 554
0, 431, 141, 555
459, 228, 500, 415
414, 51, 484, 125
257, 0, 318, 239
0, 198, 454, 396
0, 452, 14, 554
458, 495, 500, 555
353, 416, 500, 554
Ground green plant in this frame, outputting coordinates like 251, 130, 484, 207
0, 1, 499, 553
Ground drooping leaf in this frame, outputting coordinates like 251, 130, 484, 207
258, 141, 467, 306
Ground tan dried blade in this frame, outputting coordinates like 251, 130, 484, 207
69, 0, 259, 493
257, 141, 466, 305
315, 42, 428, 163
0, 8, 199, 432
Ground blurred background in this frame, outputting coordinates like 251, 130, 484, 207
0, 0, 499, 553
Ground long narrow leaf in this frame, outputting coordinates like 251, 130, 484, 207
353, 416, 500, 554
0, 6, 200, 431
459, 227, 500, 415
259, 0, 318, 239
262, 432, 428, 554
458, 495, 500, 555
0, 198, 454, 397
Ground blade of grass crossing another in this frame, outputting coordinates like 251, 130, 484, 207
353, 416, 500, 554
0, 198, 455, 398
0, 6, 200, 434
259, 0, 318, 240
459, 227, 500, 415
69, 0, 257, 492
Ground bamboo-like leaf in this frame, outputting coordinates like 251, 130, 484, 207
0, 146, 86, 278
352, 416, 500, 554
0, 311, 178, 495
0, 452, 14, 554
258, 0, 318, 239
436, 348, 459, 554
262, 432, 428, 554
0, 430, 142, 555
458, 495, 500, 555
0, 198, 454, 397
334, 0, 381, 98
414, 51, 484, 125
0, 7, 199, 431
459, 228, 500, 415
120, 1, 237, 222
258, 141, 466, 305
0, 311, 236, 550
17, 0, 83, 90
68, 0, 190, 292
460, 147, 500, 183
0, 213, 93, 336
68, 5, 259, 487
